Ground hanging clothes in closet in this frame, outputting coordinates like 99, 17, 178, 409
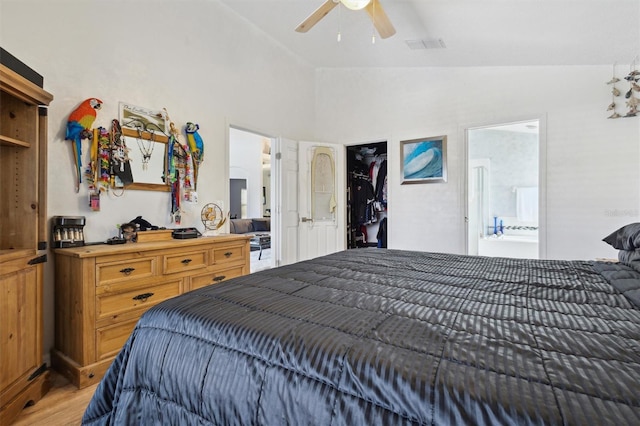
377, 217, 387, 248
347, 143, 388, 249
368, 155, 388, 210
351, 174, 374, 225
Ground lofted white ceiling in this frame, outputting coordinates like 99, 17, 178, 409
219, 0, 640, 68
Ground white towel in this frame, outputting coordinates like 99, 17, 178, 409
516, 187, 538, 222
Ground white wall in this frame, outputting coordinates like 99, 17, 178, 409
315, 66, 640, 260
1, 0, 316, 360
1, 0, 315, 239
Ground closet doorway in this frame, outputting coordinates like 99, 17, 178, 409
346, 142, 388, 249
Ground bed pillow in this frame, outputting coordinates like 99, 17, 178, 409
603, 223, 640, 250
593, 261, 640, 308
252, 218, 270, 232
609, 267, 640, 308
618, 249, 640, 263
230, 219, 253, 234
615, 277, 640, 308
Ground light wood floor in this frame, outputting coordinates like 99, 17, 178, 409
11, 371, 97, 426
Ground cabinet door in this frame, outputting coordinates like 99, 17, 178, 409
0, 265, 40, 403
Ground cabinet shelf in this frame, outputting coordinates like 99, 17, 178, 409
0, 134, 31, 148
0, 248, 35, 256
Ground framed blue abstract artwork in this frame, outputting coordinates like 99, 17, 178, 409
400, 135, 447, 184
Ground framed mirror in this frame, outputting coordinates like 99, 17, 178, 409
119, 103, 170, 192
121, 128, 169, 191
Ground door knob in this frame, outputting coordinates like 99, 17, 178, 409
301, 217, 313, 222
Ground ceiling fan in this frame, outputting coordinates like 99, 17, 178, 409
295, 0, 396, 39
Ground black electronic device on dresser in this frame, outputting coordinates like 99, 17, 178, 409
172, 227, 201, 239
51, 216, 86, 248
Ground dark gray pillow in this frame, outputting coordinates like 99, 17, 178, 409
252, 218, 270, 232
618, 250, 640, 263
603, 223, 640, 250
593, 261, 640, 308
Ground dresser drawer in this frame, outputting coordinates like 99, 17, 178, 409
96, 319, 138, 360
97, 257, 156, 286
189, 266, 245, 291
96, 279, 181, 321
211, 245, 245, 266
163, 249, 208, 275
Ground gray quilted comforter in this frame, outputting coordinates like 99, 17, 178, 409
82, 249, 640, 425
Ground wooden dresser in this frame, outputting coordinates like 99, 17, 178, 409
51, 234, 251, 388
0, 61, 53, 424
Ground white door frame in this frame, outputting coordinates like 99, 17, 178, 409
462, 115, 547, 259
273, 137, 299, 267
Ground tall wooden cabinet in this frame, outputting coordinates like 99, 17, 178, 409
0, 61, 53, 424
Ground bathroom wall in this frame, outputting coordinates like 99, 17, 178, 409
468, 128, 539, 224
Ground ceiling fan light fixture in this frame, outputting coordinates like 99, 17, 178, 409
295, 0, 395, 39
341, 0, 371, 11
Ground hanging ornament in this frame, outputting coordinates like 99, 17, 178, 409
109, 119, 133, 189
624, 59, 639, 118
607, 63, 621, 119
136, 128, 155, 171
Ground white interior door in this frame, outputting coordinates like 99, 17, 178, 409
273, 138, 299, 267
298, 141, 345, 261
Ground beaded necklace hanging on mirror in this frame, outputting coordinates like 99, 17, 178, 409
136, 127, 155, 170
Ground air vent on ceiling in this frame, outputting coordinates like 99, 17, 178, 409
405, 38, 446, 50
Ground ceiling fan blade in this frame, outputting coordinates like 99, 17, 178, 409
295, 0, 339, 33
365, 0, 396, 39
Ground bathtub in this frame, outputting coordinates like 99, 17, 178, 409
478, 234, 539, 259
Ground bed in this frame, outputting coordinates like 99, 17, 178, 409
82, 248, 640, 425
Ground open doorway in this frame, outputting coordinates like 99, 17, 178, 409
229, 127, 273, 273
467, 120, 542, 259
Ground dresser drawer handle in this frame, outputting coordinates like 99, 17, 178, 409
132, 292, 154, 301
120, 267, 135, 275
213, 276, 226, 282
181, 258, 192, 265
224, 252, 233, 258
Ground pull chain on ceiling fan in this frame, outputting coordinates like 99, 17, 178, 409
295, 0, 396, 39
371, 0, 376, 44
337, 4, 342, 42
